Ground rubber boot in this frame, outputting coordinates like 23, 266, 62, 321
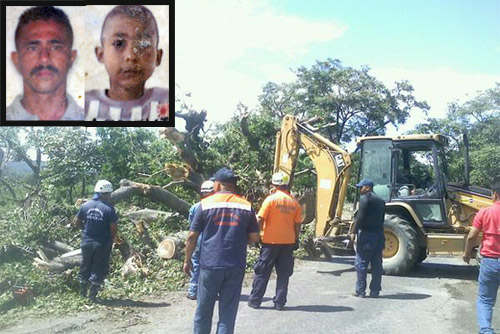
88, 283, 100, 302
79, 282, 89, 298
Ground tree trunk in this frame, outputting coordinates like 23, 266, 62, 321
110, 179, 191, 217
125, 208, 176, 223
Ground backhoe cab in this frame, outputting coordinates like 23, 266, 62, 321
275, 115, 493, 275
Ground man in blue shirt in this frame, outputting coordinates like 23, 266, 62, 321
187, 179, 215, 300
75, 180, 118, 301
183, 167, 260, 334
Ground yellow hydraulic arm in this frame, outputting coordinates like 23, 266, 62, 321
274, 115, 352, 237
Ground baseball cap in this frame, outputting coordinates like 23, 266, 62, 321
355, 179, 374, 188
213, 167, 238, 182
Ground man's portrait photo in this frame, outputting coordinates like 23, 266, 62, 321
84, 5, 169, 121
5, 6, 85, 121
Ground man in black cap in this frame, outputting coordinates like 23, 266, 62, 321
183, 167, 260, 334
350, 178, 385, 298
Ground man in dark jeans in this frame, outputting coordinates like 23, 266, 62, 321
248, 172, 302, 311
75, 180, 118, 301
350, 179, 385, 298
183, 167, 260, 334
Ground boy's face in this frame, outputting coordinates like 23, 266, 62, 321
12, 20, 76, 94
97, 14, 162, 90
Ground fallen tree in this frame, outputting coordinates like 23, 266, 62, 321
110, 179, 191, 217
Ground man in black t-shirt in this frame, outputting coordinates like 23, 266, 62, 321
350, 179, 385, 298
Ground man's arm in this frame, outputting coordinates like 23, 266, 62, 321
74, 217, 83, 229
463, 226, 480, 264
183, 230, 200, 275
248, 232, 260, 244
257, 216, 264, 231
110, 222, 118, 242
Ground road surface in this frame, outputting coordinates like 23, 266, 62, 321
4, 255, 496, 334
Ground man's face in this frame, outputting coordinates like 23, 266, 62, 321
359, 185, 371, 195
97, 14, 162, 89
12, 20, 76, 94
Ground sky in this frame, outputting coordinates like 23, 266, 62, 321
176, 0, 500, 136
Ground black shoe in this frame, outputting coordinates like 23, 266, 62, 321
88, 284, 100, 302
247, 302, 260, 309
79, 282, 88, 298
274, 303, 284, 311
186, 294, 197, 300
368, 293, 379, 298
352, 292, 365, 298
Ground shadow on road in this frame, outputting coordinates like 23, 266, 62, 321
317, 267, 356, 277
405, 262, 478, 281
239, 294, 272, 303
254, 304, 354, 313
98, 298, 170, 308
378, 293, 431, 300
280, 305, 354, 313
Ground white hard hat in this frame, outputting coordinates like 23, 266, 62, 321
94, 180, 113, 193
272, 172, 290, 186
201, 180, 214, 194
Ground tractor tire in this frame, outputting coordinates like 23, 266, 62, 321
382, 215, 419, 275
416, 247, 428, 264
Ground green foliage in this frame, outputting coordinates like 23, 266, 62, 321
415, 83, 500, 187
260, 59, 429, 143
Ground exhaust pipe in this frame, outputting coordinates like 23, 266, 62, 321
463, 132, 470, 187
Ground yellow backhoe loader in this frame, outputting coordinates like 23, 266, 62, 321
275, 115, 493, 275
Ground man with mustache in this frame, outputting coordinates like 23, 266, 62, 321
7, 6, 83, 120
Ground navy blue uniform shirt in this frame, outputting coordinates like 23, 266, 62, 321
191, 191, 259, 269
356, 191, 385, 233
77, 194, 118, 243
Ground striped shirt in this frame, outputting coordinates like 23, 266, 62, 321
191, 191, 259, 269
84, 87, 169, 121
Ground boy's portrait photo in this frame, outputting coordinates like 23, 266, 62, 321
5, 6, 85, 121
84, 5, 169, 121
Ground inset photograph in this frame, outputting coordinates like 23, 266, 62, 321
5, 5, 85, 121
84, 5, 169, 121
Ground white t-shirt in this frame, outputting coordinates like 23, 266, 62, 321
84, 87, 169, 121
6, 94, 84, 120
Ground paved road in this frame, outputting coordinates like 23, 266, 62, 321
4, 255, 497, 334
166, 255, 491, 334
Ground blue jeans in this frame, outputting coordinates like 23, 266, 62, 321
478, 257, 500, 334
194, 267, 245, 334
355, 230, 385, 296
249, 244, 294, 307
188, 234, 203, 297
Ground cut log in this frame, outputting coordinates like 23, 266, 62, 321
33, 249, 82, 272
42, 240, 75, 254
110, 179, 191, 217
157, 231, 189, 259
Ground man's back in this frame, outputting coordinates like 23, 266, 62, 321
259, 190, 301, 244
356, 191, 385, 233
78, 198, 117, 243
191, 191, 258, 268
474, 201, 500, 257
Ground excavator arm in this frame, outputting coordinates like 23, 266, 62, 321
274, 115, 352, 237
